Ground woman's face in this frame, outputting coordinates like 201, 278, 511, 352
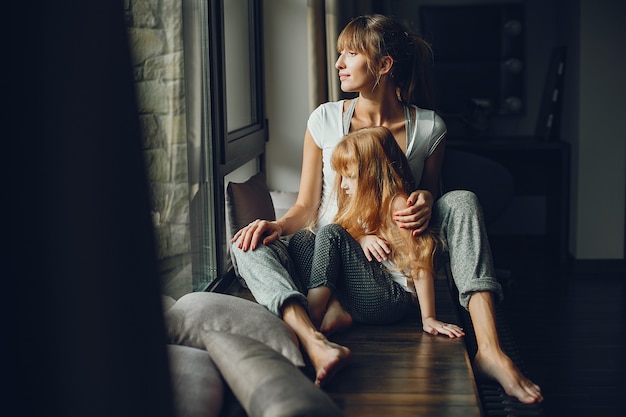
335, 50, 374, 93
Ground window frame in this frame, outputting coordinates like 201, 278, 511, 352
206, 0, 267, 287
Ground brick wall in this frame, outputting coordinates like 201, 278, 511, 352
125, 0, 192, 296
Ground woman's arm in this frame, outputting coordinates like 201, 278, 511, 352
419, 137, 446, 198
232, 129, 323, 251
393, 138, 446, 235
277, 129, 323, 235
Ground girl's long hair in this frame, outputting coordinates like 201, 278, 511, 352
337, 14, 435, 109
331, 126, 438, 279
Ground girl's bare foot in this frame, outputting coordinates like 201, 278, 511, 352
473, 350, 543, 404
307, 286, 332, 328
320, 298, 353, 335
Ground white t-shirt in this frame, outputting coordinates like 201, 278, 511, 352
307, 98, 447, 228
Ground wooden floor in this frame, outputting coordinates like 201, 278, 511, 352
229, 236, 626, 416
491, 236, 626, 417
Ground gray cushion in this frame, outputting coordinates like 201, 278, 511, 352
164, 292, 304, 367
202, 331, 344, 417
167, 344, 224, 417
270, 190, 297, 220
162, 295, 176, 311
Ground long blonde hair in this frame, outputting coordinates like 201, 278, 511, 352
331, 126, 438, 279
337, 14, 435, 109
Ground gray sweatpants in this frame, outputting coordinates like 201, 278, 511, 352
231, 190, 503, 317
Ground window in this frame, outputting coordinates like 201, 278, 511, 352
128, 0, 265, 296
183, 0, 266, 291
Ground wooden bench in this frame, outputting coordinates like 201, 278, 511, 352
229, 269, 545, 417
321, 277, 482, 417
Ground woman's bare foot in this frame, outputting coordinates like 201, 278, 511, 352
320, 298, 353, 335
281, 301, 351, 387
305, 331, 352, 387
473, 350, 543, 404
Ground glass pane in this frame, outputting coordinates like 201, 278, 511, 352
224, 0, 255, 132
183, 0, 218, 293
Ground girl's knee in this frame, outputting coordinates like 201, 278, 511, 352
316, 223, 346, 240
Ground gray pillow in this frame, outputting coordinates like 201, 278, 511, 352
162, 295, 176, 311
167, 344, 224, 417
164, 292, 304, 367
202, 331, 344, 417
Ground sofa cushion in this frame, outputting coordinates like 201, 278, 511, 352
269, 190, 297, 220
167, 344, 224, 417
226, 171, 275, 236
162, 295, 176, 311
164, 292, 304, 367
202, 331, 344, 417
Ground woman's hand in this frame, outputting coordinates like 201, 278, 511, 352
358, 235, 390, 262
393, 190, 433, 236
422, 317, 465, 338
231, 219, 283, 252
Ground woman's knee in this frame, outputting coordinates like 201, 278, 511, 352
435, 190, 484, 221
438, 189, 480, 210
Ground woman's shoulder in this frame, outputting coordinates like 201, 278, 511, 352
308, 100, 348, 142
407, 104, 444, 123
407, 104, 447, 140
311, 100, 347, 116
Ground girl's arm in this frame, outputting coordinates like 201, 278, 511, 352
413, 270, 463, 338
393, 138, 446, 236
358, 235, 391, 262
391, 195, 464, 338
232, 128, 323, 251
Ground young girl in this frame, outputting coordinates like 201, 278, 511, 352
289, 126, 465, 339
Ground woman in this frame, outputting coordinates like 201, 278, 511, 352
289, 126, 465, 339
232, 14, 542, 403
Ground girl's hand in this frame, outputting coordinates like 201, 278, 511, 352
231, 219, 283, 252
358, 235, 390, 262
393, 190, 433, 236
422, 317, 465, 338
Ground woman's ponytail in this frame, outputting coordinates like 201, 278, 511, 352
400, 34, 435, 110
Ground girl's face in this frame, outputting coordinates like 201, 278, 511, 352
340, 174, 357, 196
335, 50, 374, 93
